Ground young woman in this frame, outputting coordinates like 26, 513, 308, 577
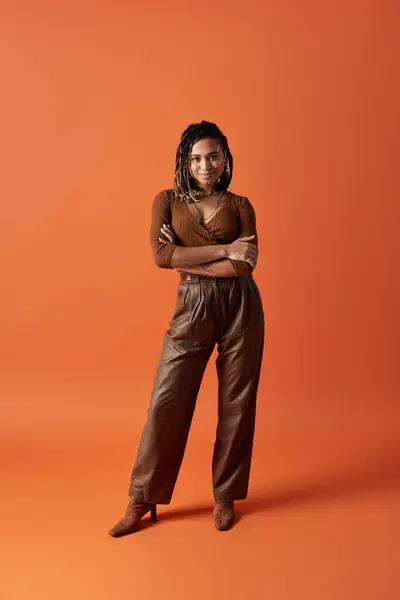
109, 121, 264, 537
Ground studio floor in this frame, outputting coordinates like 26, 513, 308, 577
2, 390, 398, 600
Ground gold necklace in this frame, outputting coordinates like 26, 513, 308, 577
194, 194, 222, 239
194, 193, 221, 224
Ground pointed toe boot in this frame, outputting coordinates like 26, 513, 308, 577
109, 500, 157, 538
213, 501, 235, 531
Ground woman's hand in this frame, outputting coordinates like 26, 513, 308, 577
226, 235, 258, 268
159, 224, 178, 244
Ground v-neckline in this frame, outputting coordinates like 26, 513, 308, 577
185, 193, 229, 234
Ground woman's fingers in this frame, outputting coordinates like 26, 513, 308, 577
159, 226, 174, 243
246, 248, 258, 268
165, 226, 175, 242
159, 224, 177, 243
250, 249, 258, 260
158, 232, 170, 243
246, 246, 258, 262
238, 235, 255, 242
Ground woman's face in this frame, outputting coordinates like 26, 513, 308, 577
189, 137, 226, 190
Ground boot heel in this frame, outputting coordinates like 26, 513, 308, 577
151, 506, 157, 521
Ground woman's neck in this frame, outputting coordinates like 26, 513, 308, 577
198, 184, 217, 197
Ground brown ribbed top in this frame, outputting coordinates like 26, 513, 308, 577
150, 189, 258, 276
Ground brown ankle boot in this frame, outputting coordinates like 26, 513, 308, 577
213, 501, 235, 531
109, 499, 157, 538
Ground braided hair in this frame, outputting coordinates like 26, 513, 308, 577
173, 120, 233, 203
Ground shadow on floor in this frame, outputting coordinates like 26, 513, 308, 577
239, 441, 400, 517
162, 441, 400, 522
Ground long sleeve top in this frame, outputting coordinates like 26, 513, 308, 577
150, 189, 258, 277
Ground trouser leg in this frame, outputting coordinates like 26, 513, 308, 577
212, 277, 264, 501
129, 280, 215, 504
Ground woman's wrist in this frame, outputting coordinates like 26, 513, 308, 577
219, 245, 229, 259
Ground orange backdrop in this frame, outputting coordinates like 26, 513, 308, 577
1, 1, 399, 599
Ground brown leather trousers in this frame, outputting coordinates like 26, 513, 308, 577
128, 273, 264, 504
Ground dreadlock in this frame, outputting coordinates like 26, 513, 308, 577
173, 120, 233, 203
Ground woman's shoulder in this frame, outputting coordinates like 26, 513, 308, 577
226, 190, 252, 208
154, 188, 175, 199
152, 188, 178, 208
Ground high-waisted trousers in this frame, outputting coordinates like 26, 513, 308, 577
128, 273, 264, 504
